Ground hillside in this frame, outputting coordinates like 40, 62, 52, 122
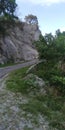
0, 21, 41, 64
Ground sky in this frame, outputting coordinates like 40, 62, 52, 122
16, 0, 65, 35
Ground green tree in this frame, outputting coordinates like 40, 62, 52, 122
35, 31, 65, 95
55, 29, 61, 37
0, 0, 17, 17
25, 14, 38, 25
35, 35, 58, 64
44, 33, 54, 44
35, 32, 65, 64
0, 0, 17, 35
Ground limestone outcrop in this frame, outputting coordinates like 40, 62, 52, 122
0, 21, 41, 64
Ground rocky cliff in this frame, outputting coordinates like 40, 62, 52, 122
0, 21, 41, 64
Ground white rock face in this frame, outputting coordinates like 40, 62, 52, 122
0, 22, 41, 64
22, 44, 38, 61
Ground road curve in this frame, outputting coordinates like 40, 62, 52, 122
0, 59, 38, 79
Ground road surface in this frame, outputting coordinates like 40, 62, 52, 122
0, 60, 38, 79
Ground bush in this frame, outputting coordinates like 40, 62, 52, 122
50, 75, 65, 95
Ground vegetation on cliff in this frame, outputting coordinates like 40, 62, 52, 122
0, 0, 17, 35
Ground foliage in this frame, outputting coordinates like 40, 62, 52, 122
34, 31, 65, 95
0, 0, 17, 35
0, 0, 17, 17
6, 67, 29, 94
6, 68, 43, 95
35, 33, 65, 63
25, 14, 38, 25
50, 75, 65, 95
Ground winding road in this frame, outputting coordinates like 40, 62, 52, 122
0, 59, 38, 79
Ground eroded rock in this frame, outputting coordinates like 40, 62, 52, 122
0, 22, 41, 64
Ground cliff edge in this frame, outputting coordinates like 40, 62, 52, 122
0, 21, 41, 64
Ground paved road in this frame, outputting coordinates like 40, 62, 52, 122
0, 59, 38, 79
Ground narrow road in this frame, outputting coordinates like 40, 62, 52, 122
0, 59, 38, 78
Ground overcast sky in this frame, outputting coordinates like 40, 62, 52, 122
16, 0, 65, 35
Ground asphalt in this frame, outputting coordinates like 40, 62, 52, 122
0, 59, 38, 79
